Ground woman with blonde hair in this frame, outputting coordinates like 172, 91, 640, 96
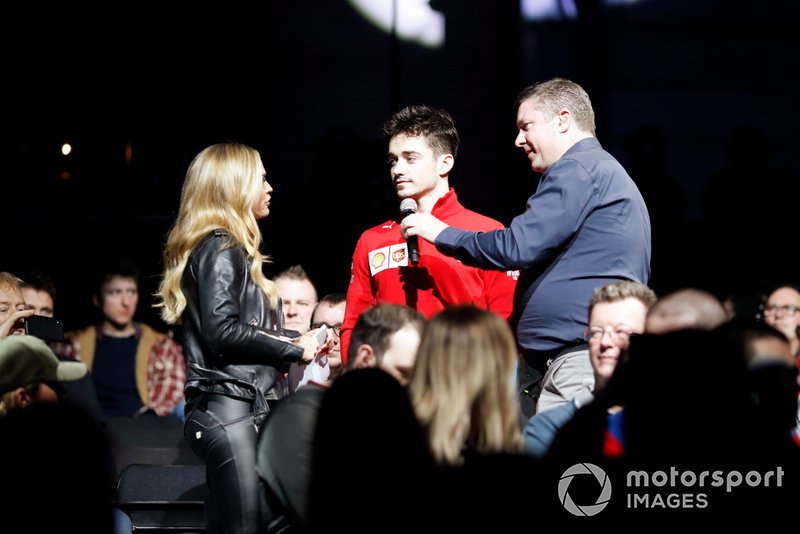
408, 305, 523, 466
156, 142, 325, 534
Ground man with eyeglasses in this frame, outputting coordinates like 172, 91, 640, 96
0, 272, 34, 338
762, 284, 800, 359
309, 293, 347, 380
523, 280, 656, 458
288, 293, 347, 392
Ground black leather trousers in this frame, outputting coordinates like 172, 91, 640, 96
185, 394, 260, 534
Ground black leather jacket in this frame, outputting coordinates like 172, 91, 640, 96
181, 230, 303, 423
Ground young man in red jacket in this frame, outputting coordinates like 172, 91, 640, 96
340, 104, 518, 363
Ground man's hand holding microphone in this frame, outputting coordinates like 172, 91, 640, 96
399, 198, 449, 252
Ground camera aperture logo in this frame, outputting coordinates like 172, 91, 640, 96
558, 463, 612, 516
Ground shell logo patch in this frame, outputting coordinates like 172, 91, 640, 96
370, 251, 387, 272
369, 243, 409, 276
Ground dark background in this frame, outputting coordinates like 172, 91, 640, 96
5, 0, 799, 331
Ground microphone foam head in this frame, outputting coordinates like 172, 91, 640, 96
399, 198, 418, 213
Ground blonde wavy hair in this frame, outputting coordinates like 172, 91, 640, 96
155, 142, 279, 324
408, 305, 523, 465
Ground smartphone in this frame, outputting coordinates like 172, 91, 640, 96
24, 315, 65, 342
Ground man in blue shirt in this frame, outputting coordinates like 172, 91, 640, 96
401, 77, 651, 417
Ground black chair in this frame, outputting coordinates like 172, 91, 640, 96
104, 415, 201, 479
115, 463, 206, 532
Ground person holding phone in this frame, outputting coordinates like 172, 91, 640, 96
155, 142, 327, 534
1, 271, 104, 423
0, 272, 33, 338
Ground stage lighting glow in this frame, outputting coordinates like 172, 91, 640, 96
521, 0, 645, 21
347, 0, 445, 48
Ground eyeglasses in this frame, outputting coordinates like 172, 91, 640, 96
583, 326, 636, 343
311, 322, 342, 337
762, 304, 800, 316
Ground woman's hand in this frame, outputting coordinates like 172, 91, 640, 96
293, 326, 331, 364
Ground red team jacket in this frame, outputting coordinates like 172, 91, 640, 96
340, 188, 518, 363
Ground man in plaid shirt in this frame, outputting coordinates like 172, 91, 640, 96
54, 259, 185, 418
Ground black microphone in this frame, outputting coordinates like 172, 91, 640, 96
399, 198, 420, 265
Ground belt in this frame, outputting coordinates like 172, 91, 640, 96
521, 342, 588, 372
545, 342, 588, 369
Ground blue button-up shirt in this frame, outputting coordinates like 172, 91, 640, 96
436, 138, 651, 353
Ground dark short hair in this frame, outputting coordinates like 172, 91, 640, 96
20, 269, 57, 302
312, 293, 347, 324
94, 259, 140, 298
382, 104, 459, 158
346, 303, 424, 368
316, 292, 346, 308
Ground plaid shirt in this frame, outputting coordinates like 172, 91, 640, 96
54, 323, 186, 416
145, 331, 186, 416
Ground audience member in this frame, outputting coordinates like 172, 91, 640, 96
287, 291, 345, 391
54, 258, 186, 419
274, 264, 318, 335
548, 285, 730, 464
626, 329, 795, 467
408, 305, 560, 531
524, 281, 657, 458
409, 305, 523, 466
343, 302, 425, 386
546, 283, 800, 521
721, 284, 765, 322
20, 268, 57, 317
0, 334, 88, 417
257, 302, 424, 533
0, 334, 120, 531
309, 292, 346, 382
13, 271, 105, 422
760, 283, 800, 358
0, 271, 34, 338
340, 103, 517, 365
716, 318, 800, 445
401, 77, 651, 417
156, 142, 323, 534
546, 328, 794, 519
307, 368, 435, 533
644, 286, 729, 334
